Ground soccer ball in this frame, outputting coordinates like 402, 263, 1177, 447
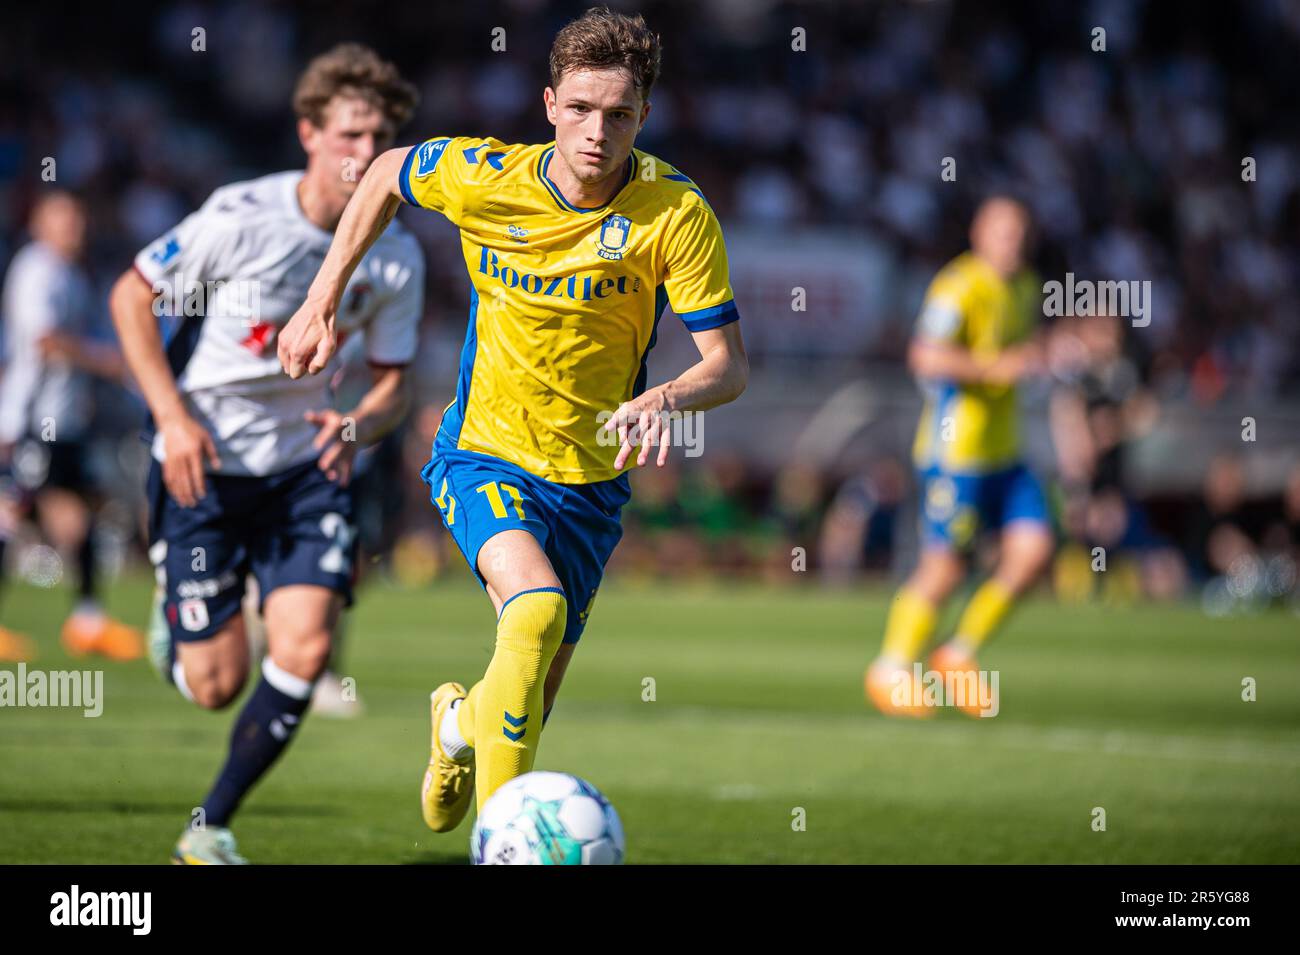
471, 771, 624, 865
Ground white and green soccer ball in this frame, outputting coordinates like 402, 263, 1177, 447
471, 771, 624, 865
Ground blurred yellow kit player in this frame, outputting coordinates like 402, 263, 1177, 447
277, 8, 748, 830
867, 196, 1054, 718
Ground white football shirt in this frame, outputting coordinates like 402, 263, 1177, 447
0, 242, 95, 444
133, 171, 424, 476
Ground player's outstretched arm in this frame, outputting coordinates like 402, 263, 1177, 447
666, 321, 749, 412
109, 268, 220, 507
606, 321, 748, 469
278, 147, 409, 380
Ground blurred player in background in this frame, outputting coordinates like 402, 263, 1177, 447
109, 45, 424, 863
866, 196, 1054, 718
278, 7, 748, 837
1046, 311, 1184, 602
0, 192, 139, 663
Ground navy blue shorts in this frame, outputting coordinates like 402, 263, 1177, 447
147, 458, 356, 643
1, 435, 93, 500
422, 445, 629, 644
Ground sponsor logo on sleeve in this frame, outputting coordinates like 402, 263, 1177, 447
415, 138, 451, 176
149, 234, 181, 267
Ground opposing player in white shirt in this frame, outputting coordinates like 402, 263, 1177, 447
108, 44, 424, 864
0, 191, 139, 662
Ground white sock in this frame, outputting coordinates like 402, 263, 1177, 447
172, 660, 195, 703
263, 657, 315, 700
439, 697, 472, 761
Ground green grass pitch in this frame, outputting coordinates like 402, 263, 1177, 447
2, 573, 1297, 863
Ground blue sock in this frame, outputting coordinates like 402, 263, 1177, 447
200, 659, 314, 828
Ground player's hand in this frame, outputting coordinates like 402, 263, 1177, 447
982, 343, 1043, 387
306, 409, 358, 487
158, 412, 220, 508
37, 332, 77, 362
278, 300, 337, 380
604, 388, 674, 470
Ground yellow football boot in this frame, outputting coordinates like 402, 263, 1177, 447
420, 682, 475, 832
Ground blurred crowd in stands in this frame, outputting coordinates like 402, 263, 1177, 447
2, 0, 1298, 611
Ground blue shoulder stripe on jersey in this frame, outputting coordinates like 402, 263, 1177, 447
678, 300, 739, 332
464, 144, 507, 169
398, 145, 420, 207
537, 146, 635, 214
663, 171, 708, 204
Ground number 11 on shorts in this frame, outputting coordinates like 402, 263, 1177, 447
475, 481, 527, 520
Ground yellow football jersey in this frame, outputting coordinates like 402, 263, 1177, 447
398, 136, 739, 484
911, 252, 1040, 472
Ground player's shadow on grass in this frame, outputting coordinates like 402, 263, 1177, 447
0, 798, 342, 818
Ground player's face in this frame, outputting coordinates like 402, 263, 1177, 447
32, 195, 86, 259
545, 68, 649, 185
301, 95, 396, 197
971, 200, 1030, 278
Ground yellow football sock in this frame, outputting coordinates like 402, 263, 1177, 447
879, 588, 938, 664
952, 579, 1015, 654
473, 587, 567, 808
456, 681, 482, 748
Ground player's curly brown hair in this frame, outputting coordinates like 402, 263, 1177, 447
549, 6, 661, 98
292, 43, 419, 129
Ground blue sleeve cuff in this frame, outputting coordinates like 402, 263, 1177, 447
397, 146, 420, 207
678, 300, 739, 332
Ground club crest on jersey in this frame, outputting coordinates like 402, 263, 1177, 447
596, 214, 631, 260
178, 598, 209, 633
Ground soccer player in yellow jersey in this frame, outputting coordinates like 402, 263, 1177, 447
866, 196, 1054, 718
278, 8, 748, 831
